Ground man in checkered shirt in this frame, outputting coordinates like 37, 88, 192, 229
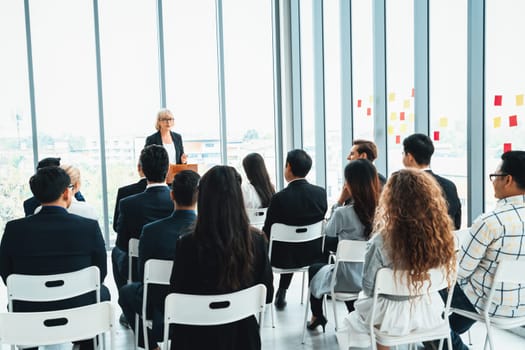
444, 150, 525, 350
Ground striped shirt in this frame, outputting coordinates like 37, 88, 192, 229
458, 194, 525, 317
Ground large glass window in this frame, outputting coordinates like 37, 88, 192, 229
430, 0, 468, 227
0, 2, 33, 232
164, 1, 221, 174
385, 0, 415, 173
222, 0, 276, 186
485, 0, 525, 208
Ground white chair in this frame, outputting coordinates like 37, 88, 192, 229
128, 238, 140, 284
369, 267, 456, 350
453, 228, 471, 251
450, 259, 525, 350
301, 239, 367, 343
161, 284, 267, 350
269, 221, 325, 305
246, 207, 268, 230
0, 301, 115, 349
135, 259, 173, 350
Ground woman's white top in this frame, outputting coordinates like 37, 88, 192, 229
35, 198, 98, 221
163, 143, 176, 163
242, 182, 262, 209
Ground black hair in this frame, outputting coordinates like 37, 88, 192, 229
501, 150, 525, 190
37, 157, 61, 169
29, 166, 70, 203
403, 133, 434, 165
286, 149, 312, 178
140, 145, 169, 183
242, 153, 275, 207
171, 170, 200, 206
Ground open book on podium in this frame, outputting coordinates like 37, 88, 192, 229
166, 163, 198, 184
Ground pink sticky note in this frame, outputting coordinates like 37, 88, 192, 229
400, 112, 405, 121
366, 108, 371, 116
411, 88, 415, 97
494, 95, 502, 106
433, 131, 440, 141
395, 135, 401, 144
504, 143, 512, 153
357, 99, 362, 108
509, 115, 518, 127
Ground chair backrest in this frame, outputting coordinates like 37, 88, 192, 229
486, 259, 525, 313
0, 301, 114, 347
128, 238, 140, 284
329, 240, 367, 290
453, 228, 470, 251
142, 259, 174, 317
268, 221, 325, 260
374, 267, 452, 297
162, 284, 266, 349
7, 266, 100, 311
246, 208, 268, 229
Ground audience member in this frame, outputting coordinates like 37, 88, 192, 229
112, 145, 174, 325
306, 159, 380, 332
343, 169, 456, 350
113, 162, 147, 232
168, 165, 273, 350
262, 149, 327, 310
145, 109, 187, 164
0, 166, 109, 350
119, 170, 199, 350
440, 151, 525, 350
403, 133, 462, 229
23, 157, 85, 216
241, 152, 275, 208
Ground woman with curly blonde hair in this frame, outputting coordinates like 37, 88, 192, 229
343, 168, 456, 350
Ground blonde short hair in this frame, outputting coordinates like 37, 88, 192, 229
155, 109, 174, 131
60, 164, 80, 188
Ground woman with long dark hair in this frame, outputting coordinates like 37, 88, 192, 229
241, 153, 275, 208
306, 159, 380, 331
168, 165, 273, 350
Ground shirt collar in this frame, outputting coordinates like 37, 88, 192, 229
146, 183, 169, 189
497, 194, 525, 206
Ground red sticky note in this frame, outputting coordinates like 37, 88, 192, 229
411, 88, 415, 97
509, 115, 518, 127
357, 99, 362, 108
494, 95, 502, 106
366, 108, 371, 116
504, 143, 512, 153
433, 131, 440, 141
400, 112, 405, 121
395, 135, 401, 144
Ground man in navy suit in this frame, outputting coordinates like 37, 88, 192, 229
112, 162, 147, 232
262, 149, 327, 309
402, 133, 462, 229
0, 166, 109, 350
118, 170, 199, 349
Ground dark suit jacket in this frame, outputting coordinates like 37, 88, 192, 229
115, 186, 174, 252
112, 178, 147, 232
145, 131, 184, 164
426, 170, 462, 229
0, 206, 108, 311
169, 231, 273, 350
262, 179, 327, 268
23, 192, 85, 217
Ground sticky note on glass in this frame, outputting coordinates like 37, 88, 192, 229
516, 94, 524, 106
403, 100, 410, 109
504, 143, 512, 153
400, 112, 405, 121
357, 99, 362, 108
400, 123, 407, 133
411, 88, 415, 97
409, 113, 415, 122
509, 115, 518, 127
369, 95, 374, 103
388, 93, 396, 102
388, 125, 394, 135
493, 116, 502, 128
494, 95, 502, 106
395, 135, 401, 144
367, 108, 372, 116
439, 117, 448, 127
433, 131, 440, 141
390, 112, 397, 120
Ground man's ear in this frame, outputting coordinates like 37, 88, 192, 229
170, 191, 175, 201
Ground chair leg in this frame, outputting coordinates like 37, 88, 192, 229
332, 295, 339, 331
302, 288, 311, 344
134, 314, 140, 350
270, 303, 275, 328
301, 271, 305, 305
468, 329, 472, 345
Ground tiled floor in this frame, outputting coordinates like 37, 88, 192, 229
1, 254, 525, 349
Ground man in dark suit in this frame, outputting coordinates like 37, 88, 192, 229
118, 170, 199, 350
402, 133, 462, 229
262, 149, 327, 309
112, 145, 174, 316
0, 166, 109, 350
112, 163, 147, 232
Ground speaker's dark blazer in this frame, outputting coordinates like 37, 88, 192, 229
0, 206, 109, 311
112, 178, 147, 232
262, 179, 328, 268
426, 170, 462, 229
168, 230, 273, 350
145, 131, 185, 164
115, 186, 174, 252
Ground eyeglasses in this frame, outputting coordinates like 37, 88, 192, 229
67, 184, 74, 190
489, 173, 508, 182
159, 118, 174, 122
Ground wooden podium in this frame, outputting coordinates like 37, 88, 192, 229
166, 163, 198, 184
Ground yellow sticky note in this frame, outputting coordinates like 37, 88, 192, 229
387, 125, 394, 135
403, 99, 410, 109
493, 116, 501, 128
439, 117, 448, 128
516, 94, 524, 106
388, 93, 396, 102
390, 112, 397, 121
400, 123, 407, 133
369, 95, 374, 103
409, 113, 415, 122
